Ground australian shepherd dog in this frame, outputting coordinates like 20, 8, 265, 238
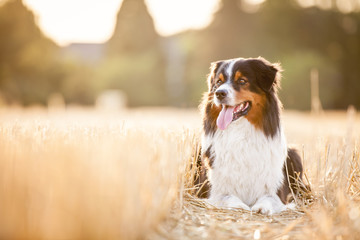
197, 57, 303, 215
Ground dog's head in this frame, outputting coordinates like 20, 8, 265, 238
207, 57, 281, 130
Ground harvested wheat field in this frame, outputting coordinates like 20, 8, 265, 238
0, 107, 359, 240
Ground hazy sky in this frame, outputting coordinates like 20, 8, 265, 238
22, 0, 220, 46
8, 0, 355, 46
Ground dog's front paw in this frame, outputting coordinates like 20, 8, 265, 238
223, 195, 251, 211
251, 201, 274, 215
251, 195, 285, 215
207, 195, 251, 211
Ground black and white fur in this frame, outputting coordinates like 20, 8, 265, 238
197, 57, 303, 215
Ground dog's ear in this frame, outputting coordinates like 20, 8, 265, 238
207, 60, 224, 92
248, 57, 282, 92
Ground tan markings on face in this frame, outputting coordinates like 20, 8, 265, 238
213, 73, 225, 90
235, 71, 248, 83
218, 73, 225, 82
235, 89, 266, 130
202, 92, 221, 128
208, 100, 221, 122
235, 71, 242, 81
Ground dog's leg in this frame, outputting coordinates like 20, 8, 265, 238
277, 148, 304, 203
207, 195, 251, 210
251, 195, 286, 215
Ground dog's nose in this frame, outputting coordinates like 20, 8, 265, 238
215, 89, 227, 100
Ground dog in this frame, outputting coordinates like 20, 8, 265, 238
196, 57, 303, 215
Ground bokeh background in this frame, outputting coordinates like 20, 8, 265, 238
0, 0, 359, 110
1, 1, 360, 239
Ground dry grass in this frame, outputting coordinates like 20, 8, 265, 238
0, 107, 359, 239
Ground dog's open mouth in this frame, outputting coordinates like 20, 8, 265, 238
216, 101, 252, 130
233, 101, 251, 121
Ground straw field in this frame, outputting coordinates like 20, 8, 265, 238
0, 107, 359, 239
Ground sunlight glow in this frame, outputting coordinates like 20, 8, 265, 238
146, 0, 219, 36
23, 0, 220, 46
296, 0, 315, 8
14, 0, 359, 46
246, 0, 265, 4
23, 0, 122, 46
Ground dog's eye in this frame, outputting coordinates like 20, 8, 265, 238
216, 79, 223, 85
238, 79, 247, 85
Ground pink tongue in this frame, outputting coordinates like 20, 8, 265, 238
216, 105, 234, 130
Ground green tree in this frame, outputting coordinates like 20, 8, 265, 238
107, 0, 159, 55
0, 0, 62, 105
182, 0, 360, 109
104, 0, 166, 106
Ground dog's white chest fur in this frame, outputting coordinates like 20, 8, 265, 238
202, 118, 288, 213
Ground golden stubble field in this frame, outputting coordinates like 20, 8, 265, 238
0, 106, 359, 240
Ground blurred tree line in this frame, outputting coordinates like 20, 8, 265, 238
0, 0, 63, 104
0, 0, 359, 109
